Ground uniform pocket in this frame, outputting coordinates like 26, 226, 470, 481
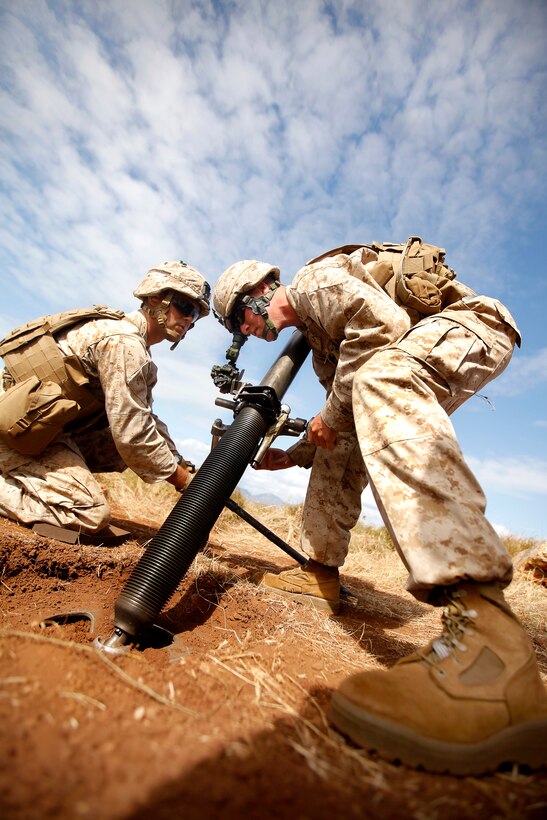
395, 317, 493, 407
0, 376, 79, 455
448, 296, 522, 348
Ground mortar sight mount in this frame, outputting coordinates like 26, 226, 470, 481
210, 330, 247, 394
210, 329, 307, 465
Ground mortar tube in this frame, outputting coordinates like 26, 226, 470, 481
106, 331, 311, 644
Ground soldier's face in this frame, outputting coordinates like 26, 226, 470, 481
166, 298, 199, 340
238, 307, 275, 341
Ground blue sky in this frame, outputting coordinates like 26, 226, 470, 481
1, 0, 546, 539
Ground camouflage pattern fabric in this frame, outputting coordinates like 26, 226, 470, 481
284, 393, 369, 567
283, 258, 409, 567
285, 257, 520, 591
286, 254, 411, 432
0, 309, 182, 532
354, 302, 517, 595
0, 435, 111, 532
299, 431, 368, 566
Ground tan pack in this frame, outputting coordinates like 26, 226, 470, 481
308, 237, 461, 320
0, 376, 81, 455
0, 306, 125, 454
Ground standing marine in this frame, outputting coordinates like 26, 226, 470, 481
212, 238, 547, 775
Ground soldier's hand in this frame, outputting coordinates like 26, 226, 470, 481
255, 448, 296, 471
307, 412, 338, 451
167, 463, 195, 492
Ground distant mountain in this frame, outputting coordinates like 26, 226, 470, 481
241, 490, 285, 507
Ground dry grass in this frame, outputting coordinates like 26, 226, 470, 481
502, 534, 543, 559
99, 471, 547, 681
97, 469, 179, 526
204, 645, 390, 789
3, 472, 546, 814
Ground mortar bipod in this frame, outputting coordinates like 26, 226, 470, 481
224, 496, 353, 599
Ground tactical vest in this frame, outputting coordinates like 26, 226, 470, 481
308, 236, 468, 324
0, 306, 125, 454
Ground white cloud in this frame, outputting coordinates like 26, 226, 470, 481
2, 0, 546, 301
1, 0, 546, 538
492, 522, 511, 539
176, 437, 211, 468
489, 348, 547, 397
467, 455, 547, 497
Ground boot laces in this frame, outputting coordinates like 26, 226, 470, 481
425, 592, 477, 665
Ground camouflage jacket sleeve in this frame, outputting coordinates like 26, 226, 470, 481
62, 314, 180, 483
286, 262, 410, 431
151, 413, 180, 460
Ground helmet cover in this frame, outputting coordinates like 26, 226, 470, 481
213, 260, 279, 332
134, 261, 211, 317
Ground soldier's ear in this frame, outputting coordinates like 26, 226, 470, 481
147, 294, 162, 308
251, 281, 270, 296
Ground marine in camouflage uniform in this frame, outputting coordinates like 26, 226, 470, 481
0, 261, 210, 535
212, 243, 547, 775
215, 247, 518, 596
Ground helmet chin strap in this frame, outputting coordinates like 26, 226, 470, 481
239, 280, 280, 339
146, 292, 181, 345
263, 316, 279, 341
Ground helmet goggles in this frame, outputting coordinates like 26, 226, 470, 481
171, 293, 202, 326
229, 298, 248, 332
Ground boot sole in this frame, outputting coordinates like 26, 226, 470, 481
330, 691, 547, 775
261, 585, 340, 615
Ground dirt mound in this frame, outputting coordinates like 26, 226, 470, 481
513, 542, 547, 587
1, 492, 546, 819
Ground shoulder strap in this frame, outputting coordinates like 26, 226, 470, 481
306, 244, 375, 266
0, 306, 126, 417
0, 306, 125, 357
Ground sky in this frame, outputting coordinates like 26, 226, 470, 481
1, 0, 546, 540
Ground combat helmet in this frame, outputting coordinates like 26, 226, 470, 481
213, 260, 280, 338
134, 261, 211, 346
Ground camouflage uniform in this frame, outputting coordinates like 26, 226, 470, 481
285, 249, 520, 595
0, 310, 181, 532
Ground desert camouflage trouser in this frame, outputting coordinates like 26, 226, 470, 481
353, 297, 517, 596
300, 297, 517, 594
300, 431, 367, 566
0, 427, 125, 533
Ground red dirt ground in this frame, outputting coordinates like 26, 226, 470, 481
1, 497, 546, 819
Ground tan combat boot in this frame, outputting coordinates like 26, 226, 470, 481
260, 559, 340, 614
330, 582, 547, 775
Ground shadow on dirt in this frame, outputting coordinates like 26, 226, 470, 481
0, 517, 428, 667
156, 546, 428, 666
122, 685, 545, 820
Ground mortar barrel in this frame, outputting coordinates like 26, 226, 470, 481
112, 331, 310, 639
